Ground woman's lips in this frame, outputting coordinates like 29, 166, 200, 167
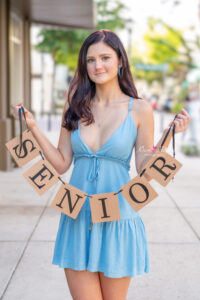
95, 72, 106, 75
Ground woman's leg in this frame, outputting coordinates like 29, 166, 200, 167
99, 271, 132, 300
64, 268, 103, 300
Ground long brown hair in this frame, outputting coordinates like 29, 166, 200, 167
62, 29, 141, 131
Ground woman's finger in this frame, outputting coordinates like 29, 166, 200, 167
15, 105, 29, 114
16, 102, 23, 106
180, 107, 191, 118
175, 112, 190, 127
167, 109, 191, 134
12, 105, 29, 120
176, 113, 187, 119
176, 115, 186, 126
174, 118, 187, 132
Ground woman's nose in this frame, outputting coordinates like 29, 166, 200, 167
95, 60, 103, 69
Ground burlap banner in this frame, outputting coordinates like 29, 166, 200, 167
5, 125, 183, 224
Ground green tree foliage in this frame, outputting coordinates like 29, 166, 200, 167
134, 17, 195, 83
35, 30, 89, 70
96, 0, 127, 31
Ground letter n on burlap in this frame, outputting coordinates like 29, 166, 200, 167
51, 183, 88, 219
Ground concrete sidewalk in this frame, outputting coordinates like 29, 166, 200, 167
0, 112, 200, 300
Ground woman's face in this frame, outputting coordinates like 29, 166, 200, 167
86, 41, 121, 85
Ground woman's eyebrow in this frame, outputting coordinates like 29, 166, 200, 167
86, 53, 112, 58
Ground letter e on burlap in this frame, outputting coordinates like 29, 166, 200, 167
23, 159, 59, 195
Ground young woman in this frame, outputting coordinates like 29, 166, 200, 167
13, 29, 190, 300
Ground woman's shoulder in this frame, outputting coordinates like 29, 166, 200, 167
131, 98, 153, 128
132, 98, 153, 115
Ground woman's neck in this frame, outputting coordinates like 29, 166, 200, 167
94, 77, 124, 106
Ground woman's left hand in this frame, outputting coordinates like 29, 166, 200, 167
167, 108, 191, 135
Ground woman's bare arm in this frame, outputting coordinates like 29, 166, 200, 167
31, 101, 73, 174
13, 101, 73, 175
134, 100, 172, 181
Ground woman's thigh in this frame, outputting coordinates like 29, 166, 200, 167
99, 271, 132, 300
64, 268, 103, 300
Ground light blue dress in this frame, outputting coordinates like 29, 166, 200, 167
52, 96, 150, 278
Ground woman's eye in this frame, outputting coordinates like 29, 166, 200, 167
87, 57, 109, 63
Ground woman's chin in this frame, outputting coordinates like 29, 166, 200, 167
91, 77, 113, 85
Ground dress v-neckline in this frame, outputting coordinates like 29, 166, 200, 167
78, 97, 134, 154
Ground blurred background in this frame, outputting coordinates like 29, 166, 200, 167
0, 0, 200, 299
0, 0, 200, 169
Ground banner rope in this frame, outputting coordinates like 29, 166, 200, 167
18, 106, 178, 195
39, 151, 45, 160
18, 106, 29, 155
7, 108, 182, 230
159, 113, 177, 156
18, 107, 23, 155
138, 114, 178, 180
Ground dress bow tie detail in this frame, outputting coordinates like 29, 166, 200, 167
88, 155, 101, 182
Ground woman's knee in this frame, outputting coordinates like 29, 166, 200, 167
99, 272, 132, 300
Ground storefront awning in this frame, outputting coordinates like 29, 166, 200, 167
29, 0, 96, 30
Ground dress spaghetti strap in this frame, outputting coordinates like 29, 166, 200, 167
128, 97, 134, 112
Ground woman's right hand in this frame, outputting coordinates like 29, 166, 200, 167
12, 102, 37, 130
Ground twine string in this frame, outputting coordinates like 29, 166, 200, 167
139, 114, 178, 178
18, 106, 30, 155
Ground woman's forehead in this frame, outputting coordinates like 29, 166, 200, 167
87, 42, 115, 57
